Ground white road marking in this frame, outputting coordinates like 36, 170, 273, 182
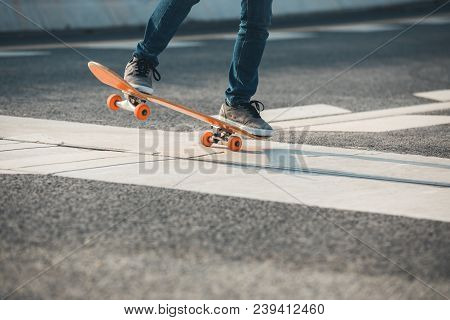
303, 115, 450, 132
0, 51, 50, 58
0, 140, 22, 145
58, 159, 450, 223
400, 16, 450, 25
264, 104, 351, 122
218, 31, 315, 41
422, 16, 450, 25
0, 142, 54, 152
0, 146, 130, 170
19, 154, 160, 175
269, 31, 315, 40
0, 169, 27, 175
0, 116, 216, 158
0, 31, 313, 52
272, 102, 450, 131
213, 104, 350, 122
0, 40, 202, 51
318, 24, 400, 32
75, 40, 203, 50
1, 115, 449, 222
2, 13, 449, 52
75, 32, 313, 50
414, 89, 450, 102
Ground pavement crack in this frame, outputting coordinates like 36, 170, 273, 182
189, 157, 450, 188
0, 145, 57, 153
15, 154, 134, 169
50, 158, 173, 175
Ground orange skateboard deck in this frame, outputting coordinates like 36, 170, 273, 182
88, 61, 265, 151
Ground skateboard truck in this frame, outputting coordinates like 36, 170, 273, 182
200, 126, 243, 152
107, 93, 151, 121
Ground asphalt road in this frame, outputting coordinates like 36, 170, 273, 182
0, 8, 449, 299
1, 12, 450, 157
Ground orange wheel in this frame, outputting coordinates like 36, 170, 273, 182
134, 103, 151, 121
200, 130, 214, 147
227, 135, 242, 152
106, 94, 121, 111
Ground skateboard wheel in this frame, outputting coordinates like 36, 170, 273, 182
227, 135, 242, 152
200, 130, 214, 147
107, 94, 121, 111
134, 103, 151, 121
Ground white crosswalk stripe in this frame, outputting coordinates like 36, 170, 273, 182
414, 89, 450, 102
271, 102, 450, 132
0, 51, 50, 58
316, 23, 400, 32
1, 111, 449, 222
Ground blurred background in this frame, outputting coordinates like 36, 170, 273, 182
0, 0, 445, 33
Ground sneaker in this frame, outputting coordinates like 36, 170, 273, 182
218, 100, 273, 137
124, 56, 161, 95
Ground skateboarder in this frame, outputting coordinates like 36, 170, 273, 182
124, 0, 273, 137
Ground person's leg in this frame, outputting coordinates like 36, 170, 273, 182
219, 0, 273, 137
125, 0, 200, 94
134, 0, 200, 67
225, 0, 273, 106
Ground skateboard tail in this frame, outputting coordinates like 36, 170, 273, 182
88, 61, 135, 94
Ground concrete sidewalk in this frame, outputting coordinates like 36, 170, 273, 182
1, 114, 449, 222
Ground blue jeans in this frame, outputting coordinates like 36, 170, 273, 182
134, 0, 273, 106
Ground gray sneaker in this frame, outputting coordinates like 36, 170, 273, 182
219, 100, 273, 137
124, 56, 161, 95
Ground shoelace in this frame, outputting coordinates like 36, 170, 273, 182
136, 60, 161, 81
244, 100, 265, 116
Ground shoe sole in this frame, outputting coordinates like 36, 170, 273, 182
128, 82, 154, 95
217, 115, 273, 137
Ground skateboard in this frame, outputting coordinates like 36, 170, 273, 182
88, 61, 266, 152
